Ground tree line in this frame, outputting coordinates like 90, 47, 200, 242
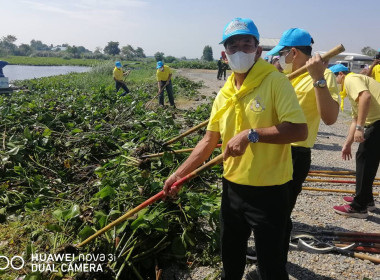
0, 35, 217, 62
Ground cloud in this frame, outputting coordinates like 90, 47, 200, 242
21, 0, 148, 20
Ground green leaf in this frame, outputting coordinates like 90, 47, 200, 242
7, 147, 20, 155
94, 186, 116, 199
71, 128, 83, 134
42, 128, 52, 137
171, 236, 186, 258
78, 226, 96, 240
46, 223, 63, 232
24, 127, 32, 140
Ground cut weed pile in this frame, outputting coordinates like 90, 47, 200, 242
0, 62, 222, 279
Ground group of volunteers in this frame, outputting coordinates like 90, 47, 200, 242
160, 17, 380, 280
112, 59, 176, 108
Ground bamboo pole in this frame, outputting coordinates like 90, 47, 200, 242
305, 178, 380, 186
309, 170, 355, 175
140, 144, 222, 159
308, 173, 380, 181
302, 186, 379, 196
163, 119, 210, 146
76, 154, 224, 248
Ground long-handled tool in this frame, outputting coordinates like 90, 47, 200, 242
302, 186, 379, 196
145, 85, 166, 109
163, 119, 210, 146
309, 170, 355, 175
308, 173, 380, 181
140, 143, 222, 159
305, 178, 380, 185
76, 153, 224, 248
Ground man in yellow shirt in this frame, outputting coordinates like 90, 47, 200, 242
265, 27, 339, 265
163, 18, 307, 280
156, 61, 175, 107
113, 61, 130, 96
367, 49, 380, 83
330, 64, 380, 218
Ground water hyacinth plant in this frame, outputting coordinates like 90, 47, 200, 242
0, 61, 222, 279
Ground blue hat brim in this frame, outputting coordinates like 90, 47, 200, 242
266, 45, 285, 56
219, 31, 258, 45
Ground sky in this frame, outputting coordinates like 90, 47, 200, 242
1, 0, 380, 59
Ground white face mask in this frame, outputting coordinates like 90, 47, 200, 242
226, 51, 256, 74
278, 56, 293, 74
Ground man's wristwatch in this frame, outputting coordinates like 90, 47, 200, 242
248, 129, 259, 143
355, 125, 364, 131
313, 79, 327, 88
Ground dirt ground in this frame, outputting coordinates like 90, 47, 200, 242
174, 68, 231, 110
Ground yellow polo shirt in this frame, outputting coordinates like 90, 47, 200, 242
156, 65, 172, 81
207, 71, 306, 186
291, 69, 339, 148
345, 74, 380, 125
371, 64, 380, 83
113, 67, 123, 81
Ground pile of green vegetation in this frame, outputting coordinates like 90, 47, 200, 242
0, 62, 222, 279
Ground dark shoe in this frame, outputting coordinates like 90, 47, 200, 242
333, 204, 368, 219
246, 247, 257, 262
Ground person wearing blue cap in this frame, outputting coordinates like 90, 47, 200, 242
163, 18, 307, 280
329, 64, 380, 218
113, 61, 131, 96
263, 27, 339, 266
156, 61, 175, 107
366, 49, 380, 82
0, 61, 8, 78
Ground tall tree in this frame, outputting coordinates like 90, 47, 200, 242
361, 46, 377, 57
0, 35, 18, 55
135, 47, 146, 58
121, 45, 135, 60
30, 39, 50, 51
154, 52, 165, 62
202, 45, 213, 61
104, 41, 120, 56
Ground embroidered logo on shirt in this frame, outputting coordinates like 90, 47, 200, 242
250, 96, 265, 112
224, 20, 249, 35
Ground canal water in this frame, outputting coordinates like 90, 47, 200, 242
3, 65, 91, 82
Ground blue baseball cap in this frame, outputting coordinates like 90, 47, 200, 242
220, 18, 260, 44
115, 61, 122, 68
266, 28, 313, 56
156, 61, 164, 69
329, 64, 349, 74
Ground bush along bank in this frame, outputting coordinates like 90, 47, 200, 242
0, 64, 222, 279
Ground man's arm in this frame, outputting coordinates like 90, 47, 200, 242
223, 122, 307, 160
342, 120, 356, 160
163, 130, 221, 196
354, 90, 371, 143
306, 54, 339, 125
367, 59, 380, 77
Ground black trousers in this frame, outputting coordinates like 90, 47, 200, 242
220, 178, 289, 280
115, 81, 129, 95
282, 146, 311, 264
351, 120, 380, 210
159, 80, 175, 106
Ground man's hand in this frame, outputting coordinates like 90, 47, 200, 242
163, 173, 182, 197
354, 130, 365, 143
341, 143, 352, 160
223, 130, 250, 161
305, 53, 328, 81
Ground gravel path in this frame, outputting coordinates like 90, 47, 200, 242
164, 69, 380, 280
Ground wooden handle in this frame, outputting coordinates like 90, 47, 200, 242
352, 252, 380, 264
163, 119, 210, 146
286, 44, 345, 80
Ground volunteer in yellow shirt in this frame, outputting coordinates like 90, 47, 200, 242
330, 64, 380, 218
367, 50, 380, 82
113, 61, 130, 96
156, 61, 175, 107
163, 18, 307, 280
266, 27, 339, 266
